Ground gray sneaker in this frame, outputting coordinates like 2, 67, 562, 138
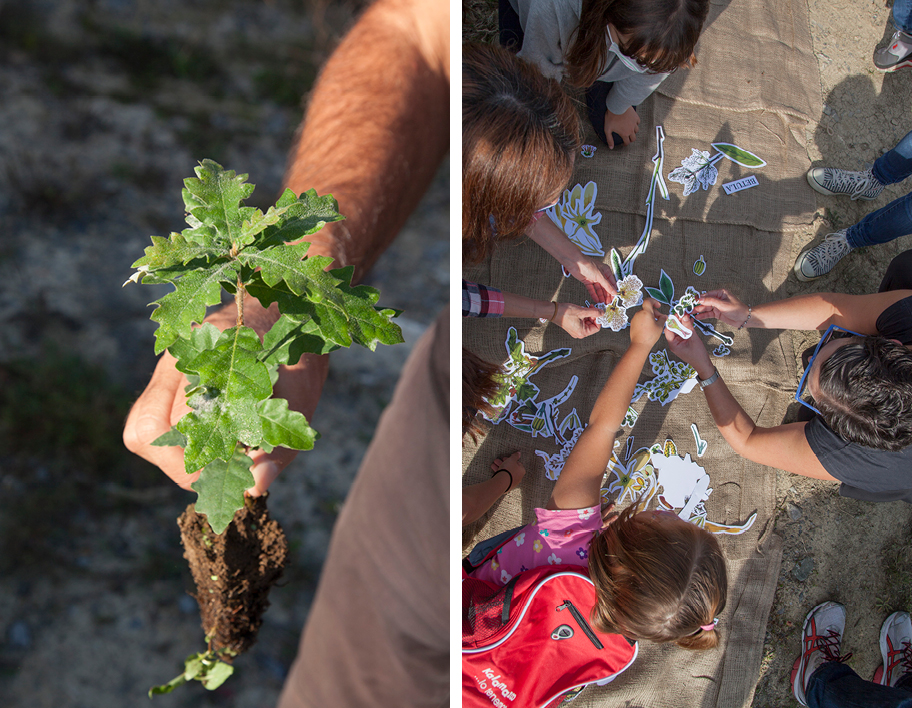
806, 166, 884, 201
876, 611, 912, 687
791, 602, 850, 707
874, 30, 912, 71
794, 230, 853, 282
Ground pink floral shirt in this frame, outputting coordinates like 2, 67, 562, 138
470, 505, 602, 587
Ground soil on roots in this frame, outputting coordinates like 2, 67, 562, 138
178, 495, 288, 658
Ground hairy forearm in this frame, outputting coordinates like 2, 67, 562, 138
283, 0, 449, 283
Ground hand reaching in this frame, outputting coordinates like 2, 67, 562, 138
664, 314, 714, 377
567, 257, 618, 303
693, 288, 750, 328
603, 106, 640, 149
554, 303, 604, 339
629, 297, 667, 347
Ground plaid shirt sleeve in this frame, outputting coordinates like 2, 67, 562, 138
462, 279, 504, 318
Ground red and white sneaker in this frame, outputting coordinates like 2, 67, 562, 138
791, 602, 852, 707
874, 611, 912, 687
874, 30, 912, 72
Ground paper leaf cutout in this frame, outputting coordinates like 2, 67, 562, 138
693, 255, 706, 276
580, 144, 597, 158
713, 344, 731, 357
666, 314, 693, 339
691, 423, 708, 457
547, 181, 605, 258
711, 142, 767, 168
658, 270, 675, 303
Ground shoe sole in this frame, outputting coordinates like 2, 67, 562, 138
875, 58, 912, 72
805, 170, 879, 200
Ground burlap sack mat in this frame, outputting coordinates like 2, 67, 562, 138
462, 0, 822, 704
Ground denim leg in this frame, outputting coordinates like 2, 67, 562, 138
892, 0, 912, 34
584, 81, 637, 148
872, 130, 912, 186
846, 190, 912, 248
807, 661, 912, 708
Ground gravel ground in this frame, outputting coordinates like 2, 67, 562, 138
0, 1, 447, 706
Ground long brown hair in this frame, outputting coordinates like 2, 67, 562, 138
565, 0, 710, 88
587, 500, 727, 650
463, 43, 580, 265
462, 349, 504, 442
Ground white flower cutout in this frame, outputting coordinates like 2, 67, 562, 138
615, 274, 644, 309
668, 149, 719, 196
547, 181, 605, 257
596, 299, 629, 332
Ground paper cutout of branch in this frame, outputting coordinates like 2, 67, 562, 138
546, 181, 605, 260
608, 125, 669, 283
481, 327, 571, 425
602, 438, 756, 535
630, 349, 699, 407
668, 143, 766, 196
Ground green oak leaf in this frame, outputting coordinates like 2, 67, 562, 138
132, 232, 226, 280
150, 263, 238, 354
260, 314, 341, 366
199, 660, 234, 691
191, 447, 255, 534
168, 323, 223, 375
151, 428, 187, 448
254, 189, 344, 248
259, 398, 319, 451
182, 159, 257, 248
238, 241, 314, 295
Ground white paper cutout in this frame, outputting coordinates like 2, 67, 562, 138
608, 125, 669, 282
668, 142, 766, 196
630, 350, 699, 407
666, 314, 693, 339
622, 406, 638, 428
602, 439, 756, 535
713, 344, 731, 358
580, 144, 597, 158
536, 424, 584, 481
644, 272, 734, 347
693, 255, 706, 276
691, 423, 708, 457
588, 274, 643, 332
594, 300, 628, 331
482, 327, 571, 425
722, 175, 759, 194
547, 181, 605, 258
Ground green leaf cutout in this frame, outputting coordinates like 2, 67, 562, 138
658, 269, 675, 303
711, 143, 767, 168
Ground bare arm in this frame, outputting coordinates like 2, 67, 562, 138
695, 288, 912, 335
124, 0, 449, 494
501, 291, 603, 339
547, 300, 667, 510
666, 319, 835, 481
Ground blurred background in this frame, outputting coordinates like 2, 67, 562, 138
0, 0, 448, 705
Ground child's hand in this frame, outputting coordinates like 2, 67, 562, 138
629, 298, 666, 346
665, 315, 714, 378
603, 106, 640, 149
554, 303, 604, 339
693, 288, 750, 328
490, 451, 526, 493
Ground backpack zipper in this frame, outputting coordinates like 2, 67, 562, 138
557, 600, 604, 649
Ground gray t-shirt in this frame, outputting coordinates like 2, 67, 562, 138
509, 0, 668, 114
804, 295, 912, 502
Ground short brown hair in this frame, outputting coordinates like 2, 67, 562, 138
587, 501, 727, 650
565, 0, 710, 88
463, 43, 580, 265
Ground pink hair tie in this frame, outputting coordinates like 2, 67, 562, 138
701, 618, 719, 632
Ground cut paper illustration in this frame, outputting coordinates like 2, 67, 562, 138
713, 344, 731, 358
580, 144, 597, 158
547, 181, 605, 268
601, 438, 756, 536
589, 274, 643, 332
668, 142, 766, 196
691, 423, 708, 457
630, 349, 699, 407
693, 255, 706, 276
481, 327, 571, 425
609, 125, 669, 283
536, 424, 584, 481
644, 270, 734, 347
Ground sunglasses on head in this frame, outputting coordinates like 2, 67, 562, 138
794, 324, 865, 415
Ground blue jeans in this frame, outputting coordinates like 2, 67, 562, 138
893, 0, 912, 34
847, 130, 912, 248
808, 662, 912, 708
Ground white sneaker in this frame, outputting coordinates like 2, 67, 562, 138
876, 611, 912, 687
793, 230, 853, 282
791, 602, 850, 707
806, 167, 884, 201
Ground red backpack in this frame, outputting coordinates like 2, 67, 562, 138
462, 530, 638, 708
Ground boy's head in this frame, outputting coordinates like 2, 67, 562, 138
588, 502, 727, 650
462, 43, 580, 264
811, 336, 912, 451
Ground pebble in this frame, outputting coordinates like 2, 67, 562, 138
786, 502, 802, 521
793, 557, 815, 582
